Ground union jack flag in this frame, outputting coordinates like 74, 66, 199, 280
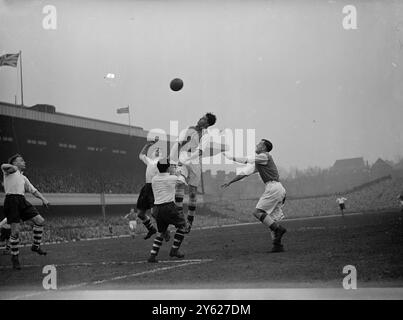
0, 53, 20, 67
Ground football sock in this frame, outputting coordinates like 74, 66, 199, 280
175, 196, 184, 214
188, 195, 196, 225
172, 229, 185, 250
142, 217, 154, 231
32, 224, 44, 248
258, 212, 276, 229
150, 234, 164, 256
10, 235, 19, 256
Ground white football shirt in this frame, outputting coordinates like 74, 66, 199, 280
2, 169, 37, 195
336, 197, 347, 204
151, 173, 179, 205
139, 154, 160, 183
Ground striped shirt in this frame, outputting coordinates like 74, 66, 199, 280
2, 169, 38, 195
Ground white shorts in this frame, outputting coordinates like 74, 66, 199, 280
129, 220, 137, 231
176, 161, 201, 188
256, 181, 286, 222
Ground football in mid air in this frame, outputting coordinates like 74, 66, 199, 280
170, 78, 184, 91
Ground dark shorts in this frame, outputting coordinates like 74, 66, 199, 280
3, 194, 40, 224
152, 202, 186, 233
339, 203, 345, 210
0, 227, 11, 241
136, 183, 155, 211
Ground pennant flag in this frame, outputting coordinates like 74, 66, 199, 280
117, 106, 129, 114
0, 53, 20, 67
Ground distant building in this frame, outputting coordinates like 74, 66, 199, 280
329, 157, 370, 192
331, 157, 366, 174
370, 158, 394, 179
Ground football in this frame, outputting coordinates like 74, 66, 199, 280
170, 78, 184, 91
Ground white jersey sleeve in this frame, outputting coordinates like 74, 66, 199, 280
0, 218, 8, 228
236, 163, 258, 176
23, 175, 38, 194
139, 154, 152, 166
246, 153, 269, 165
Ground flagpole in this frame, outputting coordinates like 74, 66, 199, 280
19, 50, 24, 107
127, 105, 131, 137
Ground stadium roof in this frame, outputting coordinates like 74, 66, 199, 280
0, 101, 150, 138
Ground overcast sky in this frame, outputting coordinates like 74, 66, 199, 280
1, 0, 402, 173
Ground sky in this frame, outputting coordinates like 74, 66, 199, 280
1, 0, 402, 173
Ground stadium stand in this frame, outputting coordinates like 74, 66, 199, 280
0, 101, 171, 194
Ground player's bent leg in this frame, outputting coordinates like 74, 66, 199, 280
10, 223, 21, 270
30, 215, 47, 256
161, 229, 171, 242
175, 184, 185, 214
169, 226, 185, 259
148, 232, 165, 263
253, 209, 286, 252
138, 210, 157, 240
185, 186, 197, 234
4, 239, 11, 255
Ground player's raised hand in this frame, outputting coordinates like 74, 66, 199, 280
222, 151, 234, 161
221, 182, 231, 189
42, 199, 50, 208
147, 136, 159, 144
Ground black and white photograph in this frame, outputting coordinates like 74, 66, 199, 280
0, 0, 402, 304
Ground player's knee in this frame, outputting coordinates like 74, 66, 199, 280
177, 226, 186, 233
33, 215, 45, 226
10, 229, 19, 238
253, 210, 264, 220
137, 210, 146, 219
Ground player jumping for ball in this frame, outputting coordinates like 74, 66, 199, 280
222, 139, 287, 253
169, 113, 217, 234
148, 158, 187, 263
1, 154, 50, 270
136, 138, 161, 239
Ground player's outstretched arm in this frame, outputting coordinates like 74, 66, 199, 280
223, 153, 248, 164
23, 176, 50, 207
1, 164, 17, 174
0, 218, 8, 228
139, 137, 158, 162
221, 174, 247, 189
32, 190, 50, 208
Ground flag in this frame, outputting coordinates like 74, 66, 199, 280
117, 106, 129, 114
0, 53, 20, 67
